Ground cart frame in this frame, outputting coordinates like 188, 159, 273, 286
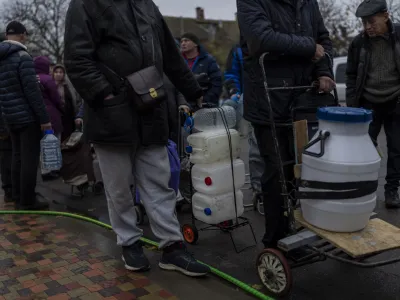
178, 108, 257, 253
255, 52, 400, 297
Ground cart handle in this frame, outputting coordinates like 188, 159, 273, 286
303, 130, 330, 158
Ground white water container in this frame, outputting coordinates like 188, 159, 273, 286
300, 107, 381, 232
187, 129, 240, 164
191, 159, 245, 195
192, 190, 244, 224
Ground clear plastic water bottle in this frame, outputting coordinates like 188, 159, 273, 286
193, 106, 237, 132
40, 130, 62, 170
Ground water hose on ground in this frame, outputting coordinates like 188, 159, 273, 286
0, 210, 273, 300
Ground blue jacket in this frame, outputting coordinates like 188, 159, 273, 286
184, 46, 222, 105
0, 41, 49, 127
224, 45, 244, 96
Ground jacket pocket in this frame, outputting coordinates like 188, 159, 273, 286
87, 93, 135, 143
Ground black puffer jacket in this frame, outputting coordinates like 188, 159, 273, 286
237, 0, 333, 123
64, 0, 202, 146
346, 21, 400, 108
0, 41, 49, 129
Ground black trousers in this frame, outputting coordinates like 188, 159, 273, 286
253, 124, 295, 247
363, 99, 400, 192
0, 137, 12, 196
9, 123, 41, 206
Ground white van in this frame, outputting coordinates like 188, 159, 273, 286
333, 56, 347, 105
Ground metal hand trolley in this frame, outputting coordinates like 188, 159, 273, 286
255, 53, 400, 297
178, 105, 257, 253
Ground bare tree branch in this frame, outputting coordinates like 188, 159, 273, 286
1, 0, 69, 62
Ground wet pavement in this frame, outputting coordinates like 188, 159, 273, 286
0, 201, 253, 300
14, 132, 400, 299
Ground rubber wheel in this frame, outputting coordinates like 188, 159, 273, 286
93, 182, 104, 195
182, 224, 198, 244
256, 248, 292, 297
135, 205, 145, 225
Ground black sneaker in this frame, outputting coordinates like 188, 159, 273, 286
385, 190, 400, 209
122, 241, 150, 271
19, 200, 49, 210
159, 242, 210, 277
3, 193, 13, 203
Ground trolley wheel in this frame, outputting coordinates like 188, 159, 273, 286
256, 248, 292, 297
93, 182, 104, 195
135, 205, 145, 225
182, 224, 198, 244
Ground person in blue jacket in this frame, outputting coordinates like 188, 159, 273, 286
223, 44, 244, 98
223, 44, 264, 201
180, 33, 222, 107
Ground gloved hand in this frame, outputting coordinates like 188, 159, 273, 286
179, 105, 190, 114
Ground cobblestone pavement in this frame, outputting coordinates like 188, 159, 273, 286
0, 203, 177, 300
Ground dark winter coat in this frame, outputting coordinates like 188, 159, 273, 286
64, 0, 203, 146
34, 56, 64, 135
165, 74, 187, 144
184, 46, 222, 106
0, 41, 49, 130
346, 21, 400, 108
237, 0, 334, 123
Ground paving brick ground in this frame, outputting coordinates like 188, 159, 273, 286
0, 203, 177, 300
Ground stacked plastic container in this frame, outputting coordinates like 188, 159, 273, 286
186, 107, 245, 224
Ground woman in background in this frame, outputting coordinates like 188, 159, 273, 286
52, 65, 95, 193
34, 56, 64, 181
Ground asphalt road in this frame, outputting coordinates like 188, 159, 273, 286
37, 131, 400, 300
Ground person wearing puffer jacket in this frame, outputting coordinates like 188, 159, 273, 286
34, 56, 64, 180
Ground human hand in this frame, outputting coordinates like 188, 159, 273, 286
41, 122, 52, 131
231, 93, 241, 100
75, 118, 83, 126
313, 44, 325, 62
179, 105, 190, 114
196, 96, 203, 108
318, 76, 336, 93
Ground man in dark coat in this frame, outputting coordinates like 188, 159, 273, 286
180, 33, 222, 107
64, 0, 209, 276
0, 21, 52, 210
237, 0, 335, 248
0, 33, 12, 203
346, 0, 400, 208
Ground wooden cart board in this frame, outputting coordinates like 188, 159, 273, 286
295, 211, 400, 258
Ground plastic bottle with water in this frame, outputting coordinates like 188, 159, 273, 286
193, 106, 236, 132
40, 130, 62, 170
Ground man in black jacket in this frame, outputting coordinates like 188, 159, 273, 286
0, 21, 52, 210
64, 0, 209, 276
180, 33, 222, 107
346, 0, 400, 208
0, 33, 12, 203
237, 0, 335, 248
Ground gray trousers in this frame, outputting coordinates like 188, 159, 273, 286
94, 144, 183, 249
248, 124, 264, 192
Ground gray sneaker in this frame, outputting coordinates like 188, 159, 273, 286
122, 241, 150, 271
385, 190, 400, 209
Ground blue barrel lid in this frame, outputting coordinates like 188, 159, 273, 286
317, 107, 372, 123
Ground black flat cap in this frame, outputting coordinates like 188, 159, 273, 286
355, 0, 388, 18
6, 21, 28, 35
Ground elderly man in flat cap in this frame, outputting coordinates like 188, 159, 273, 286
346, 0, 400, 208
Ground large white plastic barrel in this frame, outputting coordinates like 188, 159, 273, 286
187, 129, 240, 164
191, 159, 245, 195
300, 107, 381, 232
192, 190, 244, 224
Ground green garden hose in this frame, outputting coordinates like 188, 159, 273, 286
0, 210, 273, 300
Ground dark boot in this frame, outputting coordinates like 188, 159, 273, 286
385, 190, 400, 209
